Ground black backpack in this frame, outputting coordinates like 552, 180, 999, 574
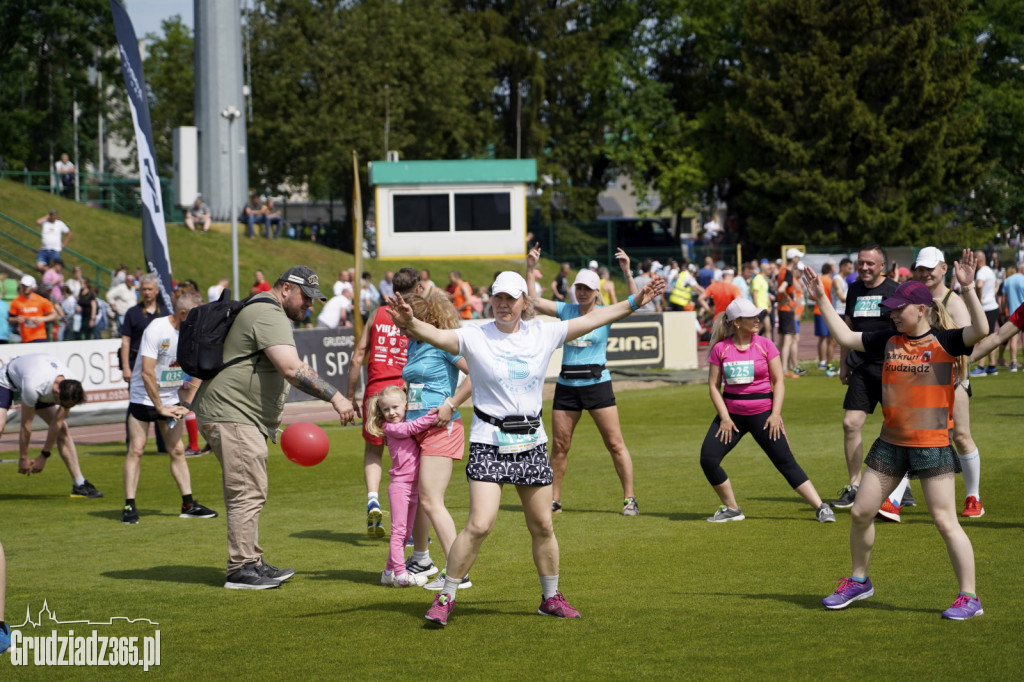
178, 290, 281, 380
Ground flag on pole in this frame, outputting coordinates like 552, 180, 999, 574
110, 0, 174, 312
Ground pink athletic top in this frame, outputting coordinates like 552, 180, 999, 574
382, 412, 436, 483
708, 335, 779, 416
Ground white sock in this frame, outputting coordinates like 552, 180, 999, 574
442, 574, 462, 597
73, 476, 85, 486
540, 575, 559, 600
958, 449, 981, 499
368, 492, 379, 504
412, 550, 431, 565
888, 475, 910, 506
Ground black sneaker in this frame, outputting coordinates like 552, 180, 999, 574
832, 484, 858, 509
405, 558, 439, 577
258, 558, 295, 582
71, 480, 103, 498
552, 500, 563, 513
901, 487, 917, 507
225, 563, 280, 590
180, 501, 218, 518
122, 505, 139, 524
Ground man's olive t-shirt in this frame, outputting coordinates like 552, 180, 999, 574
194, 293, 293, 437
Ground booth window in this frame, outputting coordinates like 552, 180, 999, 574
393, 194, 450, 232
454, 193, 511, 232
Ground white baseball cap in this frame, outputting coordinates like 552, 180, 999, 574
786, 247, 804, 260
588, 260, 599, 270
573, 269, 600, 290
725, 298, 767, 322
491, 271, 528, 298
19, 275, 36, 288
914, 246, 945, 269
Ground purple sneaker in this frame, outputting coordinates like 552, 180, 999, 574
425, 593, 455, 626
822, 577, 874, 609
941, 594, 983, 620
538, 591, 581, 618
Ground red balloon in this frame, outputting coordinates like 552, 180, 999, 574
280, 422, 330, 466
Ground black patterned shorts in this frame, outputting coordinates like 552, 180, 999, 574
465, 442, 553, 487
865, 438, 961, 480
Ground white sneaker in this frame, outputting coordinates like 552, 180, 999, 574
424, 570, 473, 591
381, 570, 429, 587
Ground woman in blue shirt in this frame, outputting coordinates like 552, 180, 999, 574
526, 244, 640, 515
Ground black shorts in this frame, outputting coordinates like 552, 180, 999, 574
985, 309, 999, 334
0, 385, 53, 411
128, 402, 163, 423
777, 310, 796, 335
843, 365, 883, 413
552, 381, 616, 412
465, 442, 553, 486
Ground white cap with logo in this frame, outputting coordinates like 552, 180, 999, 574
491, 272, 528, 298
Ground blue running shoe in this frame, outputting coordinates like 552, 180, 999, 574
822, 577, 874, 609
367, 500, 384, 538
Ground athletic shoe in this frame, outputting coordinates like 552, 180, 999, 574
1010, 362, 1019, 373
180, 501, 218, 518
405, 558, 440, 578
425, 593, 455, 626
961, 496, 985, 518
225, 563, 280, 590
184, 447, 203, 457
901, 487, 917, 507
792, 366, 808, 376
832, 484, 858, 509
538, 591, 581, 618
707, 505, 745, 522
424, 570, 473, 591
986, 366, 998, 376
997, 359, 1008, 368
71, 480, 103, 498
817, 361, 828, 369
0, 622, 10, 656
817, 504, 836, 523
381, 571, 428, 587
367, 500, 385, 538
258, 558, 295, 582
825, 368, 839, 377
121, 504, 139, 524
552, 500, 562, 513
941, 594, 984, 620
822, 577, 874, 609
876, 498, 902, 522
969, 366, 987, 378
199, 444, 213, 454
621, 497, 639, 516
784, 371, 801, 379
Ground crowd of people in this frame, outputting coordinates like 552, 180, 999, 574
3, 235, 1021, 644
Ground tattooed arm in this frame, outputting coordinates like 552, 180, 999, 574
264, 344, 355, 425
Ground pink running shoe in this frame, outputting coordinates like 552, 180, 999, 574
425, 593, 455, 626
538, 591, 581, 618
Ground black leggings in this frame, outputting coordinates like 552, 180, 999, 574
699, 410, 809, 489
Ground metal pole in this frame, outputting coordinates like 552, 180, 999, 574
73, 94, 80, 202
222, 105, 241, 299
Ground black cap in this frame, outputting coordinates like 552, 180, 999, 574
278, 265, 326, 301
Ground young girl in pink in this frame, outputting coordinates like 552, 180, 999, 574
700, 298, 835, 523
366, 385, 438, 587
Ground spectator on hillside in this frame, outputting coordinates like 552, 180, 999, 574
8, 276, 58, 343
42, 259, 66, 306
250, 270, 271, 296
317, 293, 351, 329
449, 271, 474, 320
208, 277, 229, 303
66, 265, 86, 299
242, 193, 263, 238
185, 195, 212, 233
59, 285, 79, 341
359, 271, 382, 321
379, 271, 395, 299
332, 270, 353, 298
697, 257, 717, 288
261, 197, 283, 239
55, 153, 75, 198
35, 210, 72, 272
91, 283, 109, 340
77, 281, 98, 340
420, 269, 436, 296
551, 263, 571, 302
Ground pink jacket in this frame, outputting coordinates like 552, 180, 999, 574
383, 411, 437, 482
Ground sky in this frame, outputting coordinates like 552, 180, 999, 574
124, 0, 193, 40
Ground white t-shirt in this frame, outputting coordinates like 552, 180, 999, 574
130, 316, 183, 406
207, 284, 224, 303
1, 354, 70, 406
832, 276, 849, 315
317, 295, 349, 328
976, 265, 998, 312
455, 319, 568, 446
40, 219, 70, 251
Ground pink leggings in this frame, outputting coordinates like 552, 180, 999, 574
387, 479, 418, 573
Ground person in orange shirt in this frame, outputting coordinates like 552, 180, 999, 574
701, 269, 742, 318
7, 276, 58, 343
815, 263, 835, 370
805, 250, 988, 621
449, 271, 473, 320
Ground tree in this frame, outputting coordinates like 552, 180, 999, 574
143, 16, 195, 178
729, 0, 987, 248
0, 0, 118, 173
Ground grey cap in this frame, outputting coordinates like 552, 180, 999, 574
278, 265, 327, 301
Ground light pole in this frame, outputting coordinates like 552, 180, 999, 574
221, 105, 241, 299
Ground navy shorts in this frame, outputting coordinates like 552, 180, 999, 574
552, 381, 616, 412
814, 314, 829, 337
0, 385, 54, 411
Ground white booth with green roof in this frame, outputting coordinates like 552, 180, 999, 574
369, 159, 537, 260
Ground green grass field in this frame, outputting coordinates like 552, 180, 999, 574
2, 373, 1021, 679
